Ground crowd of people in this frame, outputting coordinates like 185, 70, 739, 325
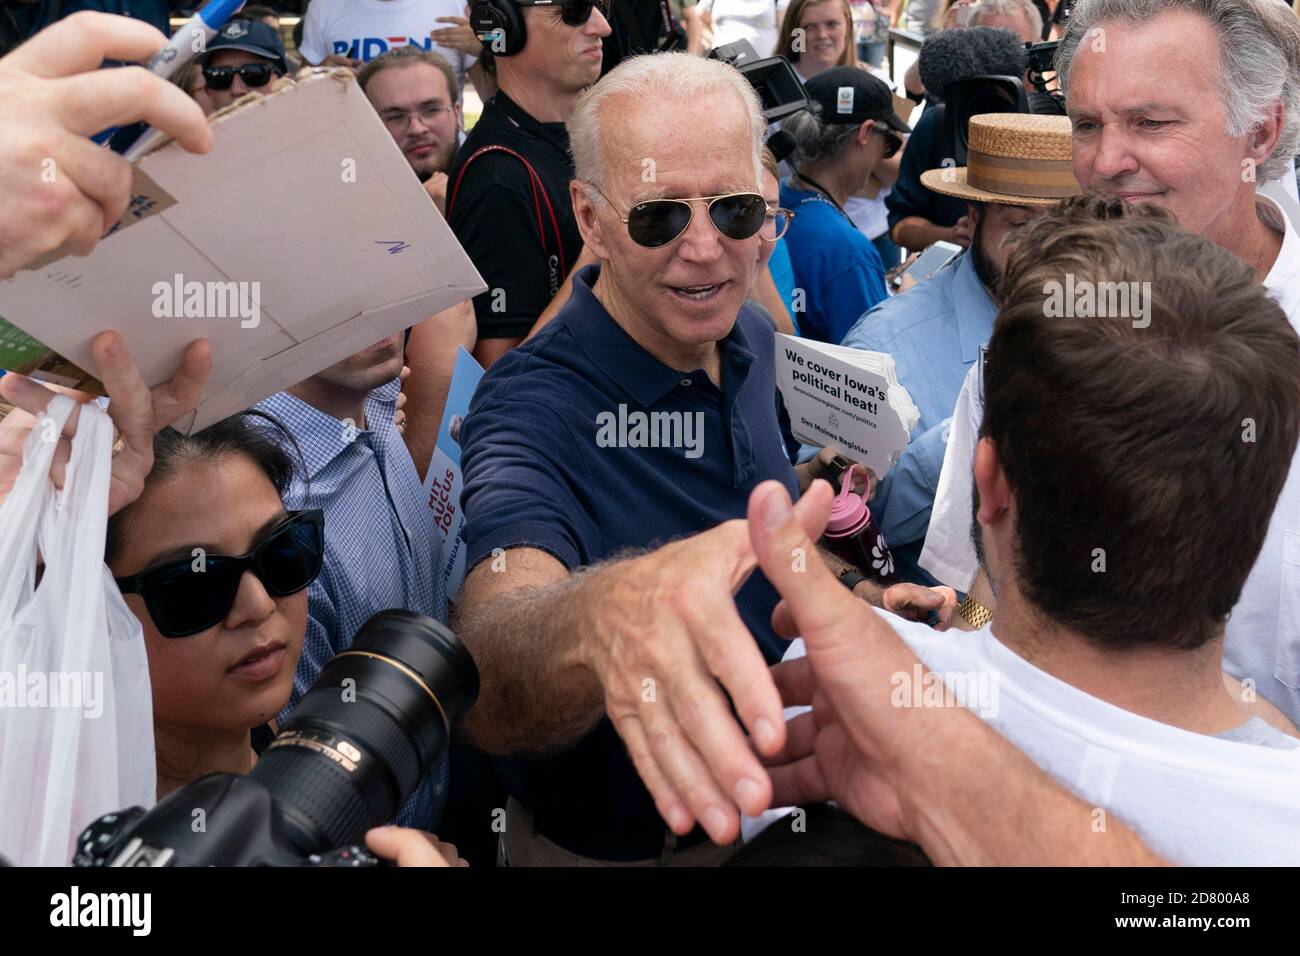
0, 0, 1298, 868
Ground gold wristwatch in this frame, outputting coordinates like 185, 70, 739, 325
957, 593, 993, 629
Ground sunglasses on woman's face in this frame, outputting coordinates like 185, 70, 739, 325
590, 185, 769, 248
202, 63, 278, 91
115, 510, 325, 639
517, 0, 610, 26
876, 127, 903, 159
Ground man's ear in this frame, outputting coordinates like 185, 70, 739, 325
1248, 99, 1284, 173
973, 436, 1012, 527
857, 118, 875, 147
571, 180, 610, 260
967, 201, 984, 228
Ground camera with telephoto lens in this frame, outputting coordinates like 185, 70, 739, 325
71, 610, 479, 867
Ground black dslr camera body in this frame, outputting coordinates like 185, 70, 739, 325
72, 610, 479, 867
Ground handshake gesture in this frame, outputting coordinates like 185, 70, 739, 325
578, 479, 956, 847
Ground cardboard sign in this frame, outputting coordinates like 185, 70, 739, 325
0, 69, 486, 433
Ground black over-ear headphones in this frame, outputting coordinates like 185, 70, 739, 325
470, 0, 527, 57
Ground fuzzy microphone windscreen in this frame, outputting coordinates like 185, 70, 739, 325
918, 26, 1031, 102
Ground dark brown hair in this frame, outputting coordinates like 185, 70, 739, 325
981, 194, 1300, 650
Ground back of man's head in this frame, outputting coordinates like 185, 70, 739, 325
968, 0, 1043, 41
1057, 0, 1300, 182
982, 194, 1300, 651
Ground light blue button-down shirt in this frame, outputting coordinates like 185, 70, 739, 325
840, 252, 997, 582
256, 379, 449, 830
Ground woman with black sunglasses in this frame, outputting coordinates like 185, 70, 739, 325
101, 413, 466, 866
105, 413, 314, 800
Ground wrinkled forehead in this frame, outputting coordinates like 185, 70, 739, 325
599, 92, 760, 202
1067, 10, 1225, 108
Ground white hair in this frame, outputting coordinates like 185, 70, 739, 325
969, 0, 1043, 40
568, 52, 766, 191
1058, 0, 1300, 182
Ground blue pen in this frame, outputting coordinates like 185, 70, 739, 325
117, 0, 247, 159
146, 0, 248, 81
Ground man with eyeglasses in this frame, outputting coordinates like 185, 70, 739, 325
452, 53, 954, 867
779, 67, 908, 344
358, 46, 464, 213
196, 18, 287, 112
447, 0, 611, 368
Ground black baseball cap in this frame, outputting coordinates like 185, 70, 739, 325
199, 18, 289, 75
803, 67, 911, 135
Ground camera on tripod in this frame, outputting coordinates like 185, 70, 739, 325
72, 610, 479, 867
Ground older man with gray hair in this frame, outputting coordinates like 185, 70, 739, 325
921, 0, 1300, 729
450, 51, 953, 866
968, 0, 1043, 42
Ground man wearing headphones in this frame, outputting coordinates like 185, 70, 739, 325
448, 0, 611, 369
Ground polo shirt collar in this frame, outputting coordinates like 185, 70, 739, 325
565, 264, 757, 407
951, 251, 998, 364
489, 89, 570, 153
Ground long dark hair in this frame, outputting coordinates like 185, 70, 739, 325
105, 410, 303, 565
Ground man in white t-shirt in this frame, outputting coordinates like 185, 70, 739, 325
299, 0, 478, 83
763, 199, 1300, 865
920, 0, 1300, 725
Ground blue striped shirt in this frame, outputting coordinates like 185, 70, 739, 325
256, 379, 449, 830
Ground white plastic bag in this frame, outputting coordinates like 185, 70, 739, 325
0, 395, 156, 866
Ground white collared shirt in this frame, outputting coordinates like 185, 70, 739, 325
919, 195, 1300, 722
758, 620, 1300, 865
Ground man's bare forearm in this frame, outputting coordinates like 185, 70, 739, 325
903, 707, 1167, 865
892, 216, 956, 252
453, 559, 612, 755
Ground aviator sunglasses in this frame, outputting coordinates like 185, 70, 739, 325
115, 510, 325, 638
588, 184, 772, 248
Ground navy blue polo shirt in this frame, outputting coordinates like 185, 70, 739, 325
459, 264, 800, 861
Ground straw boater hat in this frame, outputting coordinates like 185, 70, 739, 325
920, 113, 1079, 206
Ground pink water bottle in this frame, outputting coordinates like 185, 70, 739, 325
822, 466, 900, 585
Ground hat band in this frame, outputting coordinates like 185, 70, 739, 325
966, 149, 1078, 199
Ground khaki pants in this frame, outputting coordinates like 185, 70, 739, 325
498, 797, 738, 867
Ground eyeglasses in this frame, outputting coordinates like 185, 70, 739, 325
876, 127, 903, 159
379, 104, 456, 133
115, 510, 325, 638
589, 184, 769, 248
517, 0, 610, 26
762, 204, 795, 242
202, 63, 280, 91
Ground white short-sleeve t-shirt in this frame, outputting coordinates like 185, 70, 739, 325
759, 617, 1300, 865
919, 194, 1300, 723
300, 0, 477, 79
